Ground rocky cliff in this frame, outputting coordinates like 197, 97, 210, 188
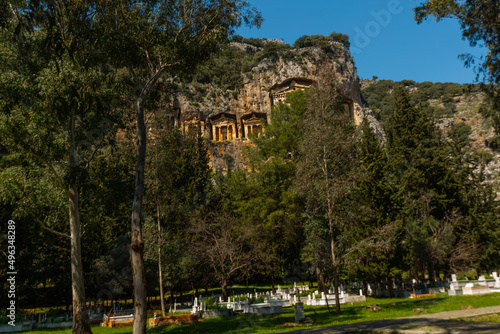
168, 39, 383, 171
361, 79, 500, 199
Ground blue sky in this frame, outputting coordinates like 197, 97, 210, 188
236, 0, 486, 84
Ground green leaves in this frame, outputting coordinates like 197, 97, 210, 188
252, 90, 307, 162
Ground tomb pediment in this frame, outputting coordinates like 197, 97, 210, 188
269, 77, 315, 93
209, 112, 237, 124
241, 112, 267, 122
269, 78, 315, 106
244, 117, 262, 123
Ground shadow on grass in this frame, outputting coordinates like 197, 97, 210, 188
147, 313, 295, 334
29, 324, 133, 334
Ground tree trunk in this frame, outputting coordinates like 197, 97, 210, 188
333, 260, 340, 313
131, 97, 147, 334
329, 220, 340, 313
316, 267, 325, 293
428, 261, 435, 283
221, 279, 228, 301
69, 160, 92, 334
386, 276, 394, 298
170, 289, 174, 313
324, 144, 340, 313
157, 202, 166, 317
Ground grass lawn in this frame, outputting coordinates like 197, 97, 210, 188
25, 293, 500, 334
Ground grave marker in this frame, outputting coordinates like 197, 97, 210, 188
294, 302, 305, 323
493, 272, 500, 288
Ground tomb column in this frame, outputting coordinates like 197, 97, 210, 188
218, 126, 222, 142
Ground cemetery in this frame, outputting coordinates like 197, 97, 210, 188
2, 272, 499, 334
2, 289, 498, 334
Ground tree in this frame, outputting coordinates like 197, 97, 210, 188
233, 90, 307, 287
295, 72, 361, 313
446, 122, 499, 272
352, 119, 401, 295
189, 212, 253, 300
385, 86, 493, 279
144, 110, 211, 315
1, 4, 122, 332
252, 90, 308, 161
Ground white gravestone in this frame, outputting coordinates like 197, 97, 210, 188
452, 274, 457, 282
478, 276, 486, 286
493, 272, 500, 288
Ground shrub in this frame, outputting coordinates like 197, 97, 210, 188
250, 296, 265, 304
205, 298, 226, 310
293, 32, 350, 51
328, 32, 350, 49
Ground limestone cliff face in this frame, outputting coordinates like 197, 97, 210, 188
172, 41, 384, 170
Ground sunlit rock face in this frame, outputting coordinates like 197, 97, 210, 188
168, 41, 384, 171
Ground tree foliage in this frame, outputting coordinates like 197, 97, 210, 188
415, 0, 500, 146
